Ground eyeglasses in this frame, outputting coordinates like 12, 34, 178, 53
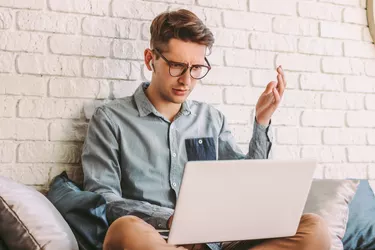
153, 48, 211, 80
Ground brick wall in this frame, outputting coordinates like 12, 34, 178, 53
0, 0, 374, 188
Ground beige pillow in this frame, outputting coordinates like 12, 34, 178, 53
303, 180, 359, 250
0, 176, 78, 250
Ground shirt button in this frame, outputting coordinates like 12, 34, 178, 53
198, 139, 203, 144
172, 182, 177, 187
172, 153, 176, 157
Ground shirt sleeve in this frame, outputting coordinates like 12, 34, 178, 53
82, 107, 173, 229
218, 113, 272, 160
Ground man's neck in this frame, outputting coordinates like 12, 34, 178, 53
145, 85, 181, 122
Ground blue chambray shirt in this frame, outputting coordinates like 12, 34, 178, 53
82, 82, 273, 248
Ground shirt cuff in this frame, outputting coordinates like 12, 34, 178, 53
150, 208, 174, 229
253, 118, 272, 142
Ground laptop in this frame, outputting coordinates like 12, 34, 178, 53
166, 159, 316, 245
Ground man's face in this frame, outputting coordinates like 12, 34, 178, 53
150, 39, 207, 104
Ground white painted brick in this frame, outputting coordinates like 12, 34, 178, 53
17, 11, 79, 34
252, 70, 298, 89
0, 164, 51, 185
18, 98, 83, 119
83, 58, 132, 79
207, 47, 224, 66
367, 164, 375, 179
270, 145, 300, 160
298, 2, 342, 21
344, 41, 375, 59
49, 165, 84, 184
225, 49, 275, 69
0, 0, 44, 9
189, 85, 222, 104
83, 99, 111, 120
0, 52, 14, 72
0, 96, 16, 117
343, 7, 367, 25
113, 40, 148, 60
215, 105, 253, 124
250, 33, 297, 52
298, 38, 342, 56
347, 111, 375, 127
322, 57, 364, 75
223, 11, 271, 32
348, 146, 375, 162
320, 21, 362, 40
49, 121, 88, 142
147, 0, 193, 3
363, 27, 373, 42
49, 78, 110, 99
191, 6, 222, 28
320, 0, 360, 6
141, 22, 151, 41
113, 80, 140, 98
324, 164, 368, 179
0, 142, 16, 163
17, 55, 80, 76
368, 129, 375, 144
201, 67, 250, 86
360, 0, 366, 8
366, 95, 375, 110
301, 110, 345, 127
321, 92, 364, 110
282, 90, 320, 109
0, 75, 46, 96
49, 35, 111, 57
197, 0, 246, 10
0, 31, 44, 53
323, 128, 366, 145
0, 9, 12, 29
365, 60, 375, 76
0, 119, 47, 140
276, 127, 322, 145
273, 17, 318, 36
313, 164, 325, 179
272, 108, 300, 126
129, 61, 141, 80
141, 64, 152, 82
224, 87, 263, 106
48, 0, 110, 16
301, 146, 346, 163
300, 73, 343, 91
212, 29, 247, 49
345, 76, 375, 93
276, 53, 320, 72
82, 17, 139, 39
231, 125, 252, 144
18, 142, 82, 163
112, 0, 168, 20
249, 0, 296, 16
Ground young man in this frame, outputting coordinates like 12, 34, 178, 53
82, 9, 331, 250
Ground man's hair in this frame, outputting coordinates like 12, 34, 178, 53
150, 9, 214, 56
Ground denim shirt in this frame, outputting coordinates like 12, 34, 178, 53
82, 82, 273, 246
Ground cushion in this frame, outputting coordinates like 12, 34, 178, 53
303, 180, 359, 250
46, 171, 108, 250
0, 176, 79, 250
342, 180, 375, 250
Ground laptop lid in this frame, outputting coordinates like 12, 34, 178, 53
168, 159, 316, 245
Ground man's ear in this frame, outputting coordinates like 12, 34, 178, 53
144, 49, 154, 72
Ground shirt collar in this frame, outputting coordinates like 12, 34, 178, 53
133, 82, 192, 118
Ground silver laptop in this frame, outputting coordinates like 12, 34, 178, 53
167, 159, 316, 245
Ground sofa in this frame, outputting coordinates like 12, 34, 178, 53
0, 172, 375, 250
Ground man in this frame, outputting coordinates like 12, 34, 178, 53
82, 9, 331, 250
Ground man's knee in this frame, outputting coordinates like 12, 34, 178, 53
297, 213, 331, 250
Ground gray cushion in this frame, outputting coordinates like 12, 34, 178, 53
303, 180, 359, 250
0, 176, 79, 250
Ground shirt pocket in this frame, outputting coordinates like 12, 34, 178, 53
185, 137, 217, 161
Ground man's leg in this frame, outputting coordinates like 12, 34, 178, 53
222, 213, 331, 250
103, 215, 186, 250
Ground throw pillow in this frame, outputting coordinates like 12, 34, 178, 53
0, 176, 79, 250
303, 180, 359, 250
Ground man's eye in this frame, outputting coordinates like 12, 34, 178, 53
192, 66, 202, 71
170, 63, 185, 69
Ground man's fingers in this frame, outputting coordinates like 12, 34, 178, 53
277, 65, 287, 88
264, 81, 277, 94
273, 87, 281, 105
277, 74, 285, 97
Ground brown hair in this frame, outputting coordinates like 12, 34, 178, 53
150, 9, 214, 56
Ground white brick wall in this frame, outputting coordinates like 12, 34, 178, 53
0, 0, 374, 187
